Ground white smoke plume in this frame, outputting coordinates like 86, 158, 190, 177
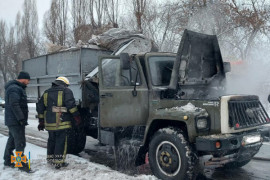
184, 1, 270, 112
225, 45, 270, 111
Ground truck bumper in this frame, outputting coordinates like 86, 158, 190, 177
196, 131, 266, 166
259, 126, 270, 141
196, 131, 264, 153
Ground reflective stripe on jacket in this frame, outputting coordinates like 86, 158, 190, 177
36, 81, 79, 131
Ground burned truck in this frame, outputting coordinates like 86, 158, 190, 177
23, 30, 270, 180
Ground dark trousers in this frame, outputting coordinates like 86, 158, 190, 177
47, 130, 67, 164
3, 126, 26, 163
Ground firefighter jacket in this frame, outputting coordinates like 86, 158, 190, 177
36, 80, 79, 131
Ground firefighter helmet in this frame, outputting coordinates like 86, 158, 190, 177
56, 76, 70, 85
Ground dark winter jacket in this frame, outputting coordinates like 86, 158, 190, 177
4, 80, 28, 126
36, 80, 80, 131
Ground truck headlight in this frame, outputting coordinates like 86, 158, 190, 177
197, 119, 207, 129
195, 116, 210, 132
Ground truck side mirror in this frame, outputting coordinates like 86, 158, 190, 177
120, 53, 130, 70
223, 62, 231, 73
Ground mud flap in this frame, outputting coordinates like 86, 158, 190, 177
135, 146, 147, 166
100, 130, 115, 146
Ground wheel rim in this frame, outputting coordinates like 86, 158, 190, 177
156, 141, 181, 177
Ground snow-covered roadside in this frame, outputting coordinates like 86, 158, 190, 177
0, 134, 156, 180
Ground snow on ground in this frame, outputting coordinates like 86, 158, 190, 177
0, 134, 156, 180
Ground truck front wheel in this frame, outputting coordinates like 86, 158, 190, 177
149, 127, 196, 180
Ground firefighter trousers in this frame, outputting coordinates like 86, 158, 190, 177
47, 129, 68, 164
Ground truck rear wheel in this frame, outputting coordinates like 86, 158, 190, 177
149, 127, 196, 180
67, 127, 86, 154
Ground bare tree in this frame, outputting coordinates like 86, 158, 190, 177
96, 0, 106, 28
0, 20, 8, 83
43, 0, 69, 46
43, 7, 57, 45
21, 0, 39, 58
72, 0, 88, 28
88, 0, 97, 28
225, 0, 270, 60
0, 20, 17, 84
137, 1, 190, 52
14, 12, 27, 74
104, 0, 119, 28
72, 0, 93, 43
88, 0, 107, 31
71, 0, 116, 43
132, 0, 147, 33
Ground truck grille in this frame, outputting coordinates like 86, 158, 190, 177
228, 100, 270, 129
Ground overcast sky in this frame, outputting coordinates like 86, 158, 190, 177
0, 0, 50, 27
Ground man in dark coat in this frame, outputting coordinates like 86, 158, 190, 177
3, 71, 31, 172
36, 76, 81, 169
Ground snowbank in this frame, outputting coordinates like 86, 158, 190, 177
0, 134, 156, 180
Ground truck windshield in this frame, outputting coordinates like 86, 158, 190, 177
148, 56, 175, 86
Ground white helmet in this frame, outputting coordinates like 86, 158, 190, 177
56, 76, 70, 85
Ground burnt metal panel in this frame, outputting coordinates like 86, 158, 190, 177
169, 29, 226, 99
170, 29, 225, 87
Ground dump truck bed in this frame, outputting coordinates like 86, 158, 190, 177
23, 47, 111, 102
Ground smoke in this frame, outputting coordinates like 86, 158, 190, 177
186, 1, 223, 35
225, 45, 270, 111
183, 1, 270, 111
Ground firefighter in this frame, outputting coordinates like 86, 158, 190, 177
36, 76, 81, 169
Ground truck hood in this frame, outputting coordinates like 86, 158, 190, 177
169, 30, 226, 99
169, 30, 225, 89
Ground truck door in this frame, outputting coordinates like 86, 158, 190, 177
99, 56, 149, 127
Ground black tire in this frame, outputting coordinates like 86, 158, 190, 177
67, 126, 86, 154
67, 107, 89, 154
149, 127, 197, 180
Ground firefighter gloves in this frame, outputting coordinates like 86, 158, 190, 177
74, 116, 81, 126
38, 121, 45, 131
